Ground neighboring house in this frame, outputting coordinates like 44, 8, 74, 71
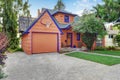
103, 17, 120, 47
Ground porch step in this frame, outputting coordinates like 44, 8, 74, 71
60, 48, 81, 52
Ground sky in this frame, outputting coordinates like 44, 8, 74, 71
28, 0, 103, 17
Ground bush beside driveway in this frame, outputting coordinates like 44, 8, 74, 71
1, 52, 120, 80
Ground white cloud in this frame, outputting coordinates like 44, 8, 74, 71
75, 10, 84, 16
72, 0, 97, 16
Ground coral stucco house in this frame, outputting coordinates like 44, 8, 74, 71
19, 8, 106, 54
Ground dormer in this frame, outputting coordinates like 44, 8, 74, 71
52, 10, 77, 24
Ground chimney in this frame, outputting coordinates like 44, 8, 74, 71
38, 9, 41, 17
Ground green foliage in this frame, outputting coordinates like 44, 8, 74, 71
114, 35, 120, 47
73, 14, 106, 50
95, 46, 107, 51
0, 69, 5, 79
7, 47, 23, 53
0, 0, 30, 51
107, 46, 116, 50
94, 0, 120, 22
54, 0, 65, 10
93, 50, 120, 56
82, 33, 95, 50
66, 52, 120, 66
0, 27, 2, 32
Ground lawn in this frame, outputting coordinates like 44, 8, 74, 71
93, 50, 120, 56
66, 52, 120, 66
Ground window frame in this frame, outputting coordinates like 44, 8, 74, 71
64, 15, 69, 23
76, 33, 80, 41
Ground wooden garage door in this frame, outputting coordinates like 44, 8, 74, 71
32, 33, 58, 53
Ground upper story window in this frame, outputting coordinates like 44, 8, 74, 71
64, 15, 69, 23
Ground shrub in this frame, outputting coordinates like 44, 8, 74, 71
114, 35, 120, 47
0, 54, 7, 79
0, 32, 8, 79
107, 46, 116, 50
95, 46, 106, 51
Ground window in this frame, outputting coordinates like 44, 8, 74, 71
109, 34, 113, 38
64, 15, 69, 23
76, 33, 80, 41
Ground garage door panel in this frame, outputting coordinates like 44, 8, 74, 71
32, 33, 57, 53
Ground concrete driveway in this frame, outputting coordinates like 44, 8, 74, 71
1, 52, 120, 80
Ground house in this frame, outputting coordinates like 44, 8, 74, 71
102, 17, 120, 47
19, 8, 88, 54
21, 8, 117, 54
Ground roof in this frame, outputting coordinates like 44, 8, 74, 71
53, 17, 71, 29
112, 17, 120, 26
41, 8, 77, 16
22, 9, 63, 35
19, 16, 36, 32
20, 8, 78, 35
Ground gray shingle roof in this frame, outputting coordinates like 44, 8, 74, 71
53, 17, 71, 29
19, 16, 36, 32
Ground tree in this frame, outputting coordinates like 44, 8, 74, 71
54, 0, 65, 10
73, 14, 106, 50
0, 0, 30, 51
114, 35, 120, 47
94, 0, 120, 22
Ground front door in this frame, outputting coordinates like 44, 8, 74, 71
67, 33, 72, 47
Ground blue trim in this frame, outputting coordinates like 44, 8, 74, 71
52, 11, 77, 16
76, 33, 80, 41
22, 9, 63, 35
61, 24, 71, 30
57, 33, 59, 52
47, 9, 63, 34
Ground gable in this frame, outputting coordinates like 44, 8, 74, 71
22, 9, 63, 35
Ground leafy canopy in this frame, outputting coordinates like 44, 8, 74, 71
0, 0, 30, 51
73, 13, 106, 50
54, 0, 65, 10
73, 14, 106, 38
94, 0, 120, 22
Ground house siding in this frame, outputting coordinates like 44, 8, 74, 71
22, 11, 61, 54
61, 28, 84, 48
22, 33, 31, 54
30, 12, 61, 52
54, 13, 74, 24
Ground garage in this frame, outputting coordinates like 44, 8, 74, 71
21, 9, 62, 54
32, 33, 58, 53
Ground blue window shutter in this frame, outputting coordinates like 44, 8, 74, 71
64, 15, 69, 22
77, 33, 80, 41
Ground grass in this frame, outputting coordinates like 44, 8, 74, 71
66, 52, 120, 66
93, 50, 120, 56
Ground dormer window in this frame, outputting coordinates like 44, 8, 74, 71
64, 15, 69, 23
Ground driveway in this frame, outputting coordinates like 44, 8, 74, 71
1, 52, 120, 80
